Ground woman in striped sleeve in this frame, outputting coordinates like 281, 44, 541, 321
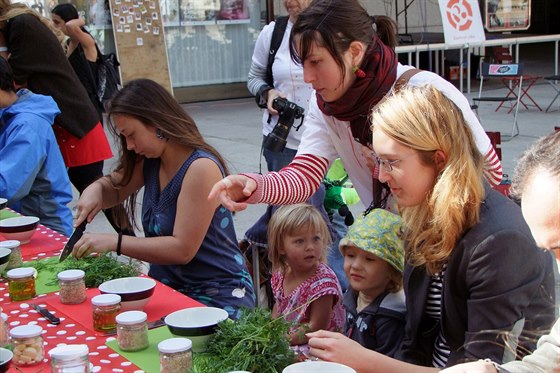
209, 0, 502, 213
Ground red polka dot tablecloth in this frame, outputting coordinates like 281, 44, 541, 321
1, 288, 144, 372
20, 224, 68, 261
1, 215, 205, 372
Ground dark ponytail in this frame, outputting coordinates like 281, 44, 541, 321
374, 15, 398, 49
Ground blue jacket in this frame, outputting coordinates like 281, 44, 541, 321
0, 89, 73, 236
343, 289, 406, 357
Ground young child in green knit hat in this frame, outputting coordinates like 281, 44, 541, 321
340, 208, 406, 357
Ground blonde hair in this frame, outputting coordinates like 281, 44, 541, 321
267, 204, 332, 272
371, 85, 485, 274
0, 1, 65, 45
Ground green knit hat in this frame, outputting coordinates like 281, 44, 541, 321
339, 208, 404, 272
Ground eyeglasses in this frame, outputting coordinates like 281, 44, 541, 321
371, 152, 416, 172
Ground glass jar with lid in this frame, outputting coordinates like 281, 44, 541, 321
49, 344, 91, 373
159, 337, 193, 373
91, 294, 121, 332
116, 310, 149, 351
10, 324, 44, 367
0, 240, 22, 270
58, 269, 86, 304
7, 267, 36, 301
0, 312, 9, 348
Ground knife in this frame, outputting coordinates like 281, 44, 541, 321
59, 220, 87, 262
31, 303, 60, 325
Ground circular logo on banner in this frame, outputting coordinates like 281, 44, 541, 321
446, 0, 473, 31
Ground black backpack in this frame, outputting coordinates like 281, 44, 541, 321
255, 16, 289, 108
94, 44, 121, 105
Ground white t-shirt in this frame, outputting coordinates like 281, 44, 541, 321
250, 20, 315, 150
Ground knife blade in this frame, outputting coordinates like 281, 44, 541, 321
59, 220, 87, 262
31, 303, 60, 325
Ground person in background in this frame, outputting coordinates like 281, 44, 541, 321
340, 208, 405, 358
305, 85, 555, 371
50, 3, 133, 236
71, 79, 255, 319
440, 131, 560, 373
268, 203, 344, 355
0, 57, 73, 236
51, 3, 104, 117
209, 0, 502, 219
0, 0, 112, 220
247, 0, 312, 172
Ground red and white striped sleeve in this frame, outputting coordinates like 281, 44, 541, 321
483, 146, 503, 187
242, 154, 329, 205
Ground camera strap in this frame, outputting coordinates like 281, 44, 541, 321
265, 16, 289, 87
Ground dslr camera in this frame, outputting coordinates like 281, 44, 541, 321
263, 97, 305, 153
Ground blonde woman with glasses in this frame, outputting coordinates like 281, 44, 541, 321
306, 85, 556, 372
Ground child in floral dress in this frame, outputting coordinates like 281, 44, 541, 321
268, 203, 345, 356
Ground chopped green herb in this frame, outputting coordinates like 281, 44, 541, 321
12, 253, 142, 288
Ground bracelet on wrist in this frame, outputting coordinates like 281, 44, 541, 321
0, 46, 8, 52
116, 232, 123, 256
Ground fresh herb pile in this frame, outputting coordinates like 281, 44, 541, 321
18, 253, 142, 287
192, 307, 296, 373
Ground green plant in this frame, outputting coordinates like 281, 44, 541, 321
19, 254, 141, 288
192, 307, 296, 373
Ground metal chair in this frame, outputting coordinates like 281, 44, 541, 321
492, 47, 542, 112
544, 75, 560, 112
472, 61, 524, 140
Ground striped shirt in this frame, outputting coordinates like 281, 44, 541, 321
425, 263, 450, 368
243, 148, 502, 206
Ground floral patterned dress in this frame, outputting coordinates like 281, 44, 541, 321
272, 263, 345, 355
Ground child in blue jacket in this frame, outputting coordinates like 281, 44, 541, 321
0, 58, 73, 236
340, 208, 406, 357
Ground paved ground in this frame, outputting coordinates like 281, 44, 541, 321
78, 45, 560, 239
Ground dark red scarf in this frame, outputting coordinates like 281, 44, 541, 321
316, 36, 398, 148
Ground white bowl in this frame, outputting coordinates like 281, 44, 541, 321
164, 307, 229, 352
282, 361, 357, 373
98, 277, 156, 311
0, 247, 11, 274
0, 216, 39, 244
0, 198, 7, 210
0, 347, 13, 373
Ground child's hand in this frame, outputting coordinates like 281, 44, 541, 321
289, 323, 311, 345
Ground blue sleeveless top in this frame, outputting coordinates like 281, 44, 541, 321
142, 150, 255, 318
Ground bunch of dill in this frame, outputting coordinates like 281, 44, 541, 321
22, 253, 142, 287
192, 307, 296, 373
